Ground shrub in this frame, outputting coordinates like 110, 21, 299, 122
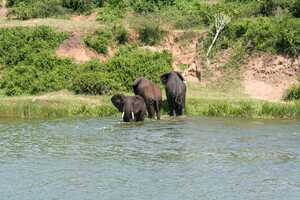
96, 0, 127, 23
62, 0, 94, 12
130, 0, 176, 13
204, 17, 300, 61
84, 29, 112, 54
71, 59, 121, 94
1, 56, 74, 96
112, 25, 129, 44
0, 26, 75, 96
0, 26, 68, 67
291, 0, 300, 17
9, 0, 65, 20
71, 46, 173, 94
105, 45, 172, 90
138, 21, 165, 45
284, 80, 300, 101
72, 72, 118, 95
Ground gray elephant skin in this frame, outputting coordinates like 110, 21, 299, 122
111, 94, 147, 122
132, 77, 162, 120
160, 71, 186, 116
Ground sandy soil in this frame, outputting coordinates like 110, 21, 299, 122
243, 54, 300, 101
0, 2, 7, 18
56, 31, 103, 63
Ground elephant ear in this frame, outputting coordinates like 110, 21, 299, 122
175, 71, 185, 82
111, 94, 125, 112
160, 72, 170, 85
132, 77, 143, 95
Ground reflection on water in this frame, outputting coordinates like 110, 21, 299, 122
0, 117, 299, 200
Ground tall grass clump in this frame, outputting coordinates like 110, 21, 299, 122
283, 78, 300, 101
137, 20, 165, 45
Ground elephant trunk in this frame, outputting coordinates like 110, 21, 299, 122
122, 106, 135, 122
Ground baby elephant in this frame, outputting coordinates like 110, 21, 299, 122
133, 77, 162, 120
111, 94, 147, 122
160, 71, 186, 116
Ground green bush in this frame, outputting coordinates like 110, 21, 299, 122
112, 25, 129, 44
9, 0, 65, 20
70, 46, 172, 94
0, 26, 68, 67
84, 29, 112, 54
284, 80, 300, 101
62, 0, 94, 12
72, 60, 120, 95
1, 55, 74, 96
130, 0, 175, 13
105, 45, 172, 90
138, 21, 165, 45
84, 26, 128, 53
204, 17, 300, 61
0, 26, 75, 96
291, 0, 300, 17
72, 72, 118, 95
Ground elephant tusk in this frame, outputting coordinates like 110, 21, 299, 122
183, 80, 187, 84
132, 112, 135, 120
122, 112, 125, 118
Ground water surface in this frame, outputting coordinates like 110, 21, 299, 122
0, 117, 299, 200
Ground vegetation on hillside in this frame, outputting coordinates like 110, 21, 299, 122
84, 25, 128, 54
0, 26, 171, 96
0, 0, 299, 118
72, 45, 172, 94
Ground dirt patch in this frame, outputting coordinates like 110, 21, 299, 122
141, 30, 205, 82
56, 31, 107, 63
243, 54, 300, 101
0, 3, 8, 18
71, 12, 98, 22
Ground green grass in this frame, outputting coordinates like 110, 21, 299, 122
0, 18, 104, 32
0, 91, 118, 119
0, 88, 299, 120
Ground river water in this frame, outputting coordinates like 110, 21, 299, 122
0, 117, 299, 200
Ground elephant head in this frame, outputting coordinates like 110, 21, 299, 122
111, 94, 147, 122
160, 71, 186, 85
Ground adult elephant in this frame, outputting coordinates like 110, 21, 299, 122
111, 94, 147, 122
132, 77, 162, 120
160, 71, 186, 116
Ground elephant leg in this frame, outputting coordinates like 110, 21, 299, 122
154, 100, 160, 120
149, 105, 156, 119
175, 105, 183, 116
167, 97, 174, 116
136, 111, 145, 121
146, 101, 155, 118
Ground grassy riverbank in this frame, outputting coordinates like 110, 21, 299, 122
0, 86, 299, 120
